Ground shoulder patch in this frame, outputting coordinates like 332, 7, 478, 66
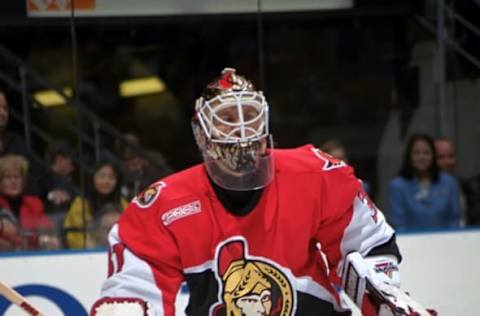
311, 147, 346, 171
133, 181, 166, 209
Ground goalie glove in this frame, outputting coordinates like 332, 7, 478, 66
90, 297, 156, 316
373, 282, 438, 316
341, 252, 437, 316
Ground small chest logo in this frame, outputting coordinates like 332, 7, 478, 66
162, 201, 201, 226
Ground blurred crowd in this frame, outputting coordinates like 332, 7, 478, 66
322, 135, 480, 233
0, 89, 172, 251
0, 86, 479, 253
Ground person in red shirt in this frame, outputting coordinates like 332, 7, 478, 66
0, 154, 59, 250
91, 68, 434, 316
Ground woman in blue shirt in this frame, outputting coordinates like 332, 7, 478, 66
388, 133, 461, 230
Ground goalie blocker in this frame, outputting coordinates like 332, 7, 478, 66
342, 252, 437, 316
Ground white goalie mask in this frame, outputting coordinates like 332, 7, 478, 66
192, 68, 274, 191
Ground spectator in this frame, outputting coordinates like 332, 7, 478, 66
321, 139, 349, 162
388, 133, 461, 230
0, 89, 30, 158
0, 89, 43, 195
0, 210, 17, 251
321, 139, 370, 193
434, 137, 456, 174
463, 173, 480, 226
39, 140, 78, 215
63, 160, 127, 249
91, 203, 122, 248
115, 132, 172, 199
0, 154, 59, 251
434, 137, 467, 225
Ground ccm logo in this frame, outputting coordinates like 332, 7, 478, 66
162, 201, 201, 226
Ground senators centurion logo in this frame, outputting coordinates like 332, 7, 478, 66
210, 237, 295, 316
133, 181, 165, 208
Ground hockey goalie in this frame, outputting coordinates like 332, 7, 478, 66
90, 68, 436, 316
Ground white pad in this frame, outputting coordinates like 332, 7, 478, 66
342, 252, 370, 307
90, 297, 156, 316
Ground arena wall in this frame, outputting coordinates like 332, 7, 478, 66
0, 229, 478, 315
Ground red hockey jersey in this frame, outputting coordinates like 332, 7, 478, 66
97, 145, 395, 316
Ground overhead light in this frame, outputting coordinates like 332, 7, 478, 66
119, 76, 166, 98
33, 88, 72, 107
33, 77, 166, 108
